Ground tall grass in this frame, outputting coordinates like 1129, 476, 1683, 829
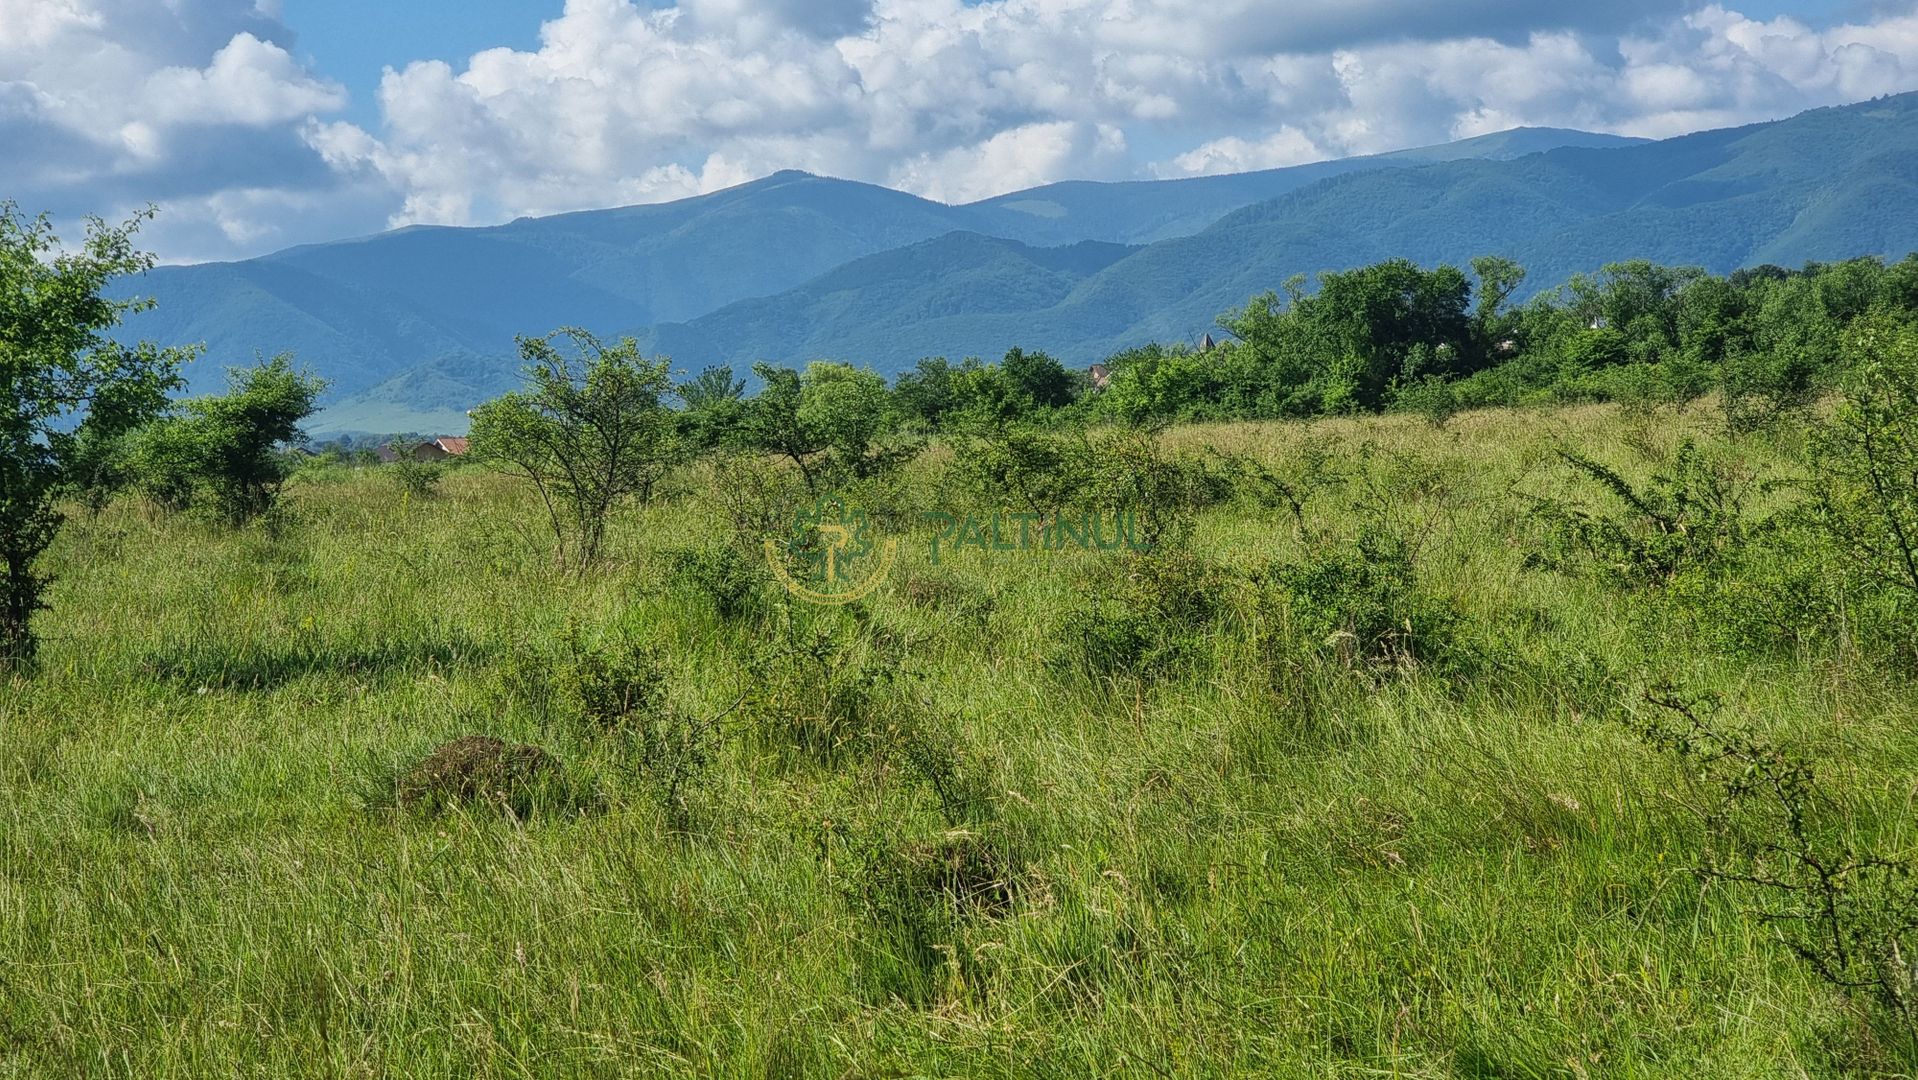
3, 402, 1914, 1077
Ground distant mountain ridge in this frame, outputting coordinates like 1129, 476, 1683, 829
613, 95, 1918, 387
104, 99, 1918, 435
115, 125, 1645, 432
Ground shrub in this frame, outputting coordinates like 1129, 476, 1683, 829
1216, 436, 1345, 539
744, 611, 899, 763
1051, 549, 1230, 685
1808, 317, 1918, 610
389, 454, 443, 500
1638, 690, 1918, 1054
0, 206, 190, 667
1077, 428, 1230, 549
665, 541, 766, 621
1389, 373, 1461, 426
950, 425, 1090, 518
496, 629, 729, 821
1261, 527, 1467, 679
1523, 439, 1756, 590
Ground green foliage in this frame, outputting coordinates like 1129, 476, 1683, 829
498, 628, 730, 822
388, 454, 444, 500
1051, 549, 1230, 685
1525, 440, 1757, 590
949, 425, 1090, 517
1522, 440, 1873, 660
14, 395, 1918, 1075
665, 540, 766, 622
469, 329, 682, 567
1638, 690, 1918, 1053
849, 827, 1021, 1004
744, 611, 900, 763
1077, 428, 1229, 548
0, 204, 191, 666
1262, 527, 1467, 680
675, 364, 746, 451
1809, 316, 1918, 609
126, 355, 326, 525
743, 361, 918, 490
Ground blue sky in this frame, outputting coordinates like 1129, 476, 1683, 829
5, 0, 1916, 263
281, 1, 565, 128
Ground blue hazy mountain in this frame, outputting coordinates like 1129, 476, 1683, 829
111, 127, 1643, 431
109, 98, 1918, 434
965, 126, 1645, 245
595, 94, 1918, 390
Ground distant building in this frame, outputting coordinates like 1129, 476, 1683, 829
377, 435, 470, 463
1199, 333, 1217, 352
378, 440, 446, 464
1086, 363, 1111, 391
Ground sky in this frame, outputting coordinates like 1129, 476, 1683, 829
3, 0, 1916, 263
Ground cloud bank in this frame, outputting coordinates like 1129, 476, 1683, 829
5, 0, 1918, 260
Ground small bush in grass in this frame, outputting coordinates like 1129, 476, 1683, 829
495, 629, 730, 821
1522, 439, 1873, 660
1390, 373, 1461, 427
1523, 439, 1756, 589
1077, 428, 1231, 549
1261, 526, 1469, 680
1808, 316, 1918, 658
665, 540, 766, 621
850, 828, 1022, 1004
1050, 549, 1231, 685
1638, 689, 1918, 1058
884, 710, 994, 827
388, 454, 443, 499
1217, 435, 1345, 539
744, 609, 900, 763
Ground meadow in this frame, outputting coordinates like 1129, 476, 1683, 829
4, 398, 1916, 1078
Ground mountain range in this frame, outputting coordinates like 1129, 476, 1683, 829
108, 95, 1918, 435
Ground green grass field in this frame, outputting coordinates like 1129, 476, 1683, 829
4, 402, 1915, 1078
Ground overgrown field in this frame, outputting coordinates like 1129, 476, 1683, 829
4, 402, 1916, 1077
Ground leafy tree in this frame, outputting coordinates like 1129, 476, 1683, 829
1099, 343, 1225, 425
1470, 255, 1526, 342
0, 205, 191, 667
999, 347, 1077, 412
744, 361, 913, 489
1809, 316, 1918, 606
1293, 259, 1474, 411
470, 329, 682, 568
893, 357, 972, 431
680, 364, 745, 411
127, 355, 326, 524
677, 364, 746, 451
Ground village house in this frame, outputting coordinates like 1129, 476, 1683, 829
376, 435, 471, 464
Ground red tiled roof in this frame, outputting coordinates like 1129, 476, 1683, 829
435, 436, 470, 455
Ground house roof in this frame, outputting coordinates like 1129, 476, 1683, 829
434, 436, 470, 455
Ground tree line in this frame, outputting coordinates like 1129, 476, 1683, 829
7, 198, 1918, 665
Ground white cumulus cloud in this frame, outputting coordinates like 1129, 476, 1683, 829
7, 0, 1918, 260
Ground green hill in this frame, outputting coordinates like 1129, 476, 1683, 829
110, 128, 1633, 430
531, 93, 1918, 385
111, 97, 1918, 434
